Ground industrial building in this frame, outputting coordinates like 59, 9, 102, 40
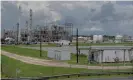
2, 24, 73, 44
115, 34, 123, 43
79, 46, 133, 63
1, 7, 73, 44
48, 50, 70, 60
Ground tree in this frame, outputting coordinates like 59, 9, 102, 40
1, 38, 5, 44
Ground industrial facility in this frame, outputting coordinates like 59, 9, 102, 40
1, 3, 133, 63
2, 24, 73, 44
1, 7, 73, 44
1, 6, 133, 45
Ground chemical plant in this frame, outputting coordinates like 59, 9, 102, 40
1, 5, 133, 45
1, 8, 73, 45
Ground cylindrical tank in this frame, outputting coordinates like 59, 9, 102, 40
98, 35, 103, 42
93, 35, 98, 43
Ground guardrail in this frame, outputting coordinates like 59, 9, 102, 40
2, 71, 133, 80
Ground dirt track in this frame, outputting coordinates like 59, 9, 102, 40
1, 50, 132, 70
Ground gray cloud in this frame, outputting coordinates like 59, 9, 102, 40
1, 1, 133, 36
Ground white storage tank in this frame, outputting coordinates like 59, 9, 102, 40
98, 35, 103, 42
93, 35, 103, 43
93, 35, 98, 43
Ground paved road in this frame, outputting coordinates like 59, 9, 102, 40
1, 50, 132, 70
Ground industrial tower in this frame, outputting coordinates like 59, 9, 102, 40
28, 9, 33, 42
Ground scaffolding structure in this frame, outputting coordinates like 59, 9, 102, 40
2, 24, 73, 43
2, 7, 73, 43
51, 24, 73, 41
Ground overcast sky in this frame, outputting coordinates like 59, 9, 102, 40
1, 1, 133, 36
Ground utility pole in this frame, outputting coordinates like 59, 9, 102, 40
71, 24, 73, 42
76, 28, 79, 63
17, 23, 19, 45
40, 27, 42, 57
3, 29, 5, 39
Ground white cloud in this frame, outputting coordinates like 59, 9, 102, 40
83, 27, 103, 31
9, 1, 61, 23
62, 3, 74, 10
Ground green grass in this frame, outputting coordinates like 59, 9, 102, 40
1, 55, 90, 77
1, 55, 133, 78
72, 42, 133, 46
66, 53, 88, 65
1, 45, 48, 59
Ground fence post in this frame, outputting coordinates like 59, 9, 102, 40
101, 50, 104, 72
123, 49, 126, 66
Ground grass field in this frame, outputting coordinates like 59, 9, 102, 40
1, 45, 48, 59
1, 55, 90, 77
1, 55, 132, 78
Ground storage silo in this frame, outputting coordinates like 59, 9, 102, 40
98, 35, 103, 43
93, 35, 98, 43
